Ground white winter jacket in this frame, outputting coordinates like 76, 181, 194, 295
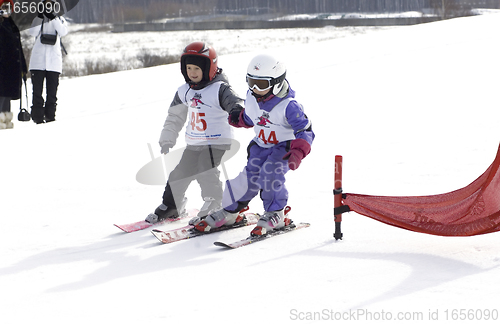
28, 16, 68, 73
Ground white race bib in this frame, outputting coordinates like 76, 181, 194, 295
178, 82, 233, 146
245, 93, 296, 148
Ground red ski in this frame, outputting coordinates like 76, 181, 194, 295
114, 209, 199, 233
213, 206, 310, 249
214, 221, 310, 249
151, 212, 260, 244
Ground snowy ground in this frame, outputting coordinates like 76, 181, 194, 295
58, 24, 395, 72
2, 13, 500, 323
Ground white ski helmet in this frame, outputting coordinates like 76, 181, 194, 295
246, 54, 286, 95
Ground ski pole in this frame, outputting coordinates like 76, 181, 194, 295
220, 161, 236, 204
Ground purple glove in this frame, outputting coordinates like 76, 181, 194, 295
282, 138, 311, 170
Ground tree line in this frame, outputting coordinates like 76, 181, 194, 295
67, 0, 432, 23
13, 0, 499, 25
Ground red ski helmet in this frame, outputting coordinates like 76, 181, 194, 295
180, 42, 218, 83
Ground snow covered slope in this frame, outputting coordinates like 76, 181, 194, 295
1, 13, 500, 323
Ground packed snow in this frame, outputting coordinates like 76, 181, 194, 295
2, 13, 500, 323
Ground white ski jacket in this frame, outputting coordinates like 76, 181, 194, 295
28, 16, 68, 73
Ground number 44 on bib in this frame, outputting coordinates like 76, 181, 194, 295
258, 129, 279, 145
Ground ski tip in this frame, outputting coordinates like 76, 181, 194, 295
214, 241, 234, 249
151, 230, 165, 243
114, 224, 131, 233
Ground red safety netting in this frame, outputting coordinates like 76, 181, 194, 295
342, 144, 500, 236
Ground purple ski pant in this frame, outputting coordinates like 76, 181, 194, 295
223, 141, 290, 212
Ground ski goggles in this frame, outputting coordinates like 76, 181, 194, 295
246, 75, 273, 91
246, 73, 286, 91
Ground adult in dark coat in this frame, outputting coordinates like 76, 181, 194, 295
0, 0, 28, 129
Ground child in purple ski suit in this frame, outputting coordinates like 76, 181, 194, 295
193, 54, 314, 236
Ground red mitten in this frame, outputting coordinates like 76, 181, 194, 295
282, 138, 311, 170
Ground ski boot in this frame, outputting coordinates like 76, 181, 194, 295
250, 208, 291, 236
193, 208, 243, 232
197, 197, 221, 218
188, 197, 221, 226
145, 198, 187, 224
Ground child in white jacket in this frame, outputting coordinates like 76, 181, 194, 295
145, 42, 244, 223
28, 0, 68, 124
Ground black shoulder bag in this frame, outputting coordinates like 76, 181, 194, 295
18, 78, 31, 122
40, 19, 57, 45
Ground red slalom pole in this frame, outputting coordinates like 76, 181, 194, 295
334, 155, 343, 240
